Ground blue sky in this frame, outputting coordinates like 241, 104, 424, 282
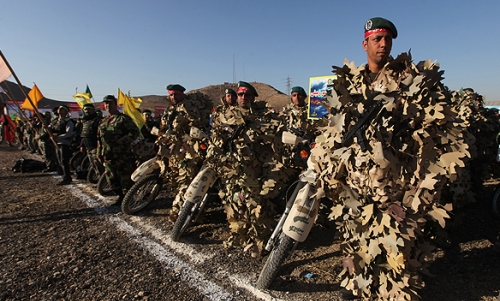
1, 0, 499, 102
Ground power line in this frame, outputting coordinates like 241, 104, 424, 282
285, 75, 292, 95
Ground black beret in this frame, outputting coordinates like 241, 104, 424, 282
166, 84, 186, 92
237, 81, 258, 97
59, 105, 69, 111
102, 95, 117, 102
83, 103, 95, 109
364, 17, 397, 39
225, 88, 236, 96
291, 86, 307, 97
142, 109, 152, 114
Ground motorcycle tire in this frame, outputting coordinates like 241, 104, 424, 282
492, 186, 500, 218
121, 173, 162, 215
97, 173, 116, 197
171, 201, 196, 242
256, 233, 296, 290
87, 166, 100, 184
69, 151, 85, 171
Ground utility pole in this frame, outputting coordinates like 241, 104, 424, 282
286, 75, 292, 95
233, 54, 236, 84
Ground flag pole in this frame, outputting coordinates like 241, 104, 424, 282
0, 50, 61, 155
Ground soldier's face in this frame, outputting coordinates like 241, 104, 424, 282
225, 94, 236, 106
237, 91, 254, 108
291, 92, 306, 107
363, 32, 393, 69
168, 91, 184, 104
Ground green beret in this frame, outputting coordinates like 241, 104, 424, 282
364, 17, 397, 39
59, 105, 69, 111
83, 103, 95, 109
103, 95, 117, 102
166, 84, 186, 92
237, 81, 258, 97
225, 88, 236, 96
291, 86, 307, 97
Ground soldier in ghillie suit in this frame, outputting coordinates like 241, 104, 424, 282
204, 81, 282, 257
450, 88, 500, 186
97, 95, 140, 203
80, 103, 102, 174
157, 84, 213, 218
275, 86, 326, 181
310, 18, 474, 300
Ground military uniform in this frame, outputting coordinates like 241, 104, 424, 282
51, 110, 75, 183
80, 106, 102, 174
97, 112, 140, 194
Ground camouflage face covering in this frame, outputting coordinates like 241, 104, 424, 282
310, 52, 474, 299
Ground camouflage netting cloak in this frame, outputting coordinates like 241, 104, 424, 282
309, 53, 474, 300
450, 88, 500, 185
205, 101, 283, 255
157, 93, 213, 205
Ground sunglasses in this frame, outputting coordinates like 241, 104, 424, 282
237, 92, 253, 97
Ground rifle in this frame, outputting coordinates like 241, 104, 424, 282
223, 124, 245, 153
341, 100, 383, 152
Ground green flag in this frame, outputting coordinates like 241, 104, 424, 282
85, 84, 93, 100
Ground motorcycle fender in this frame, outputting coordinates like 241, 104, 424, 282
282, 184, 319, 242
184, 166, 217, 204
131, 157, 160, 182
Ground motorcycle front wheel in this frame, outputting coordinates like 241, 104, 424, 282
492, 186, 500, 218
87, 166, 100, 184
121, 173, 162, 215
97, 173, 116, 197
256, 233, 296, 290
171, 201, 197, 242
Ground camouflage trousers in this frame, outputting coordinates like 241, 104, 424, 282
104, 154, 136, 195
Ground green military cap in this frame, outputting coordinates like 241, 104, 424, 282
225, 88, 236, 96
83, 103, 95, 109
237, 81, 258, 97
291, 86, 307, 97
364, 17, 397, 39
166, 84, 186, 92
59, 105, 69, 111
103, 95, 117, 102
142, 109, 152, 114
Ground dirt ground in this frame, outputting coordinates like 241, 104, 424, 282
1, 144, 500, 301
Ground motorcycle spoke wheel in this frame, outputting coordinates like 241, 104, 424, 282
97, 173, 117, 196
87, 166, 100, 184
256, 233, 296, 290
171, 201, 197, 242
121, 174, 162, 215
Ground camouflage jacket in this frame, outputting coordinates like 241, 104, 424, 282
80, 113, 102, 150
97, 113, 140, 158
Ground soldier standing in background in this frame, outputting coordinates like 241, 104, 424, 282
79, 103, 102, 175
97, 95, 140, 204
49, 105, 74, 185
140, 109, 159, 142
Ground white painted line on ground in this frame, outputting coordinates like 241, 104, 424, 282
69, 183, 284, 301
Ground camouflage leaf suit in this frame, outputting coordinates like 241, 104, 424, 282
158, 93, 212, 212
205, 101, 283, 255
310, 53, 474, 300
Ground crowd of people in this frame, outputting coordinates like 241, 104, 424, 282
2, 16, 500, 300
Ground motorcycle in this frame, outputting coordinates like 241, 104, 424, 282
120, 127, 208, 215
170, 123, 245, 241
256, 130, 323, 290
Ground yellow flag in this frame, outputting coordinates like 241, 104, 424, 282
73, 93, 91, 108
117, 88, 146, 133
21, 84, 44, 111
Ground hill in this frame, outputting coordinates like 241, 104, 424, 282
0, 81, 68, 109
136, 82, 291, 113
